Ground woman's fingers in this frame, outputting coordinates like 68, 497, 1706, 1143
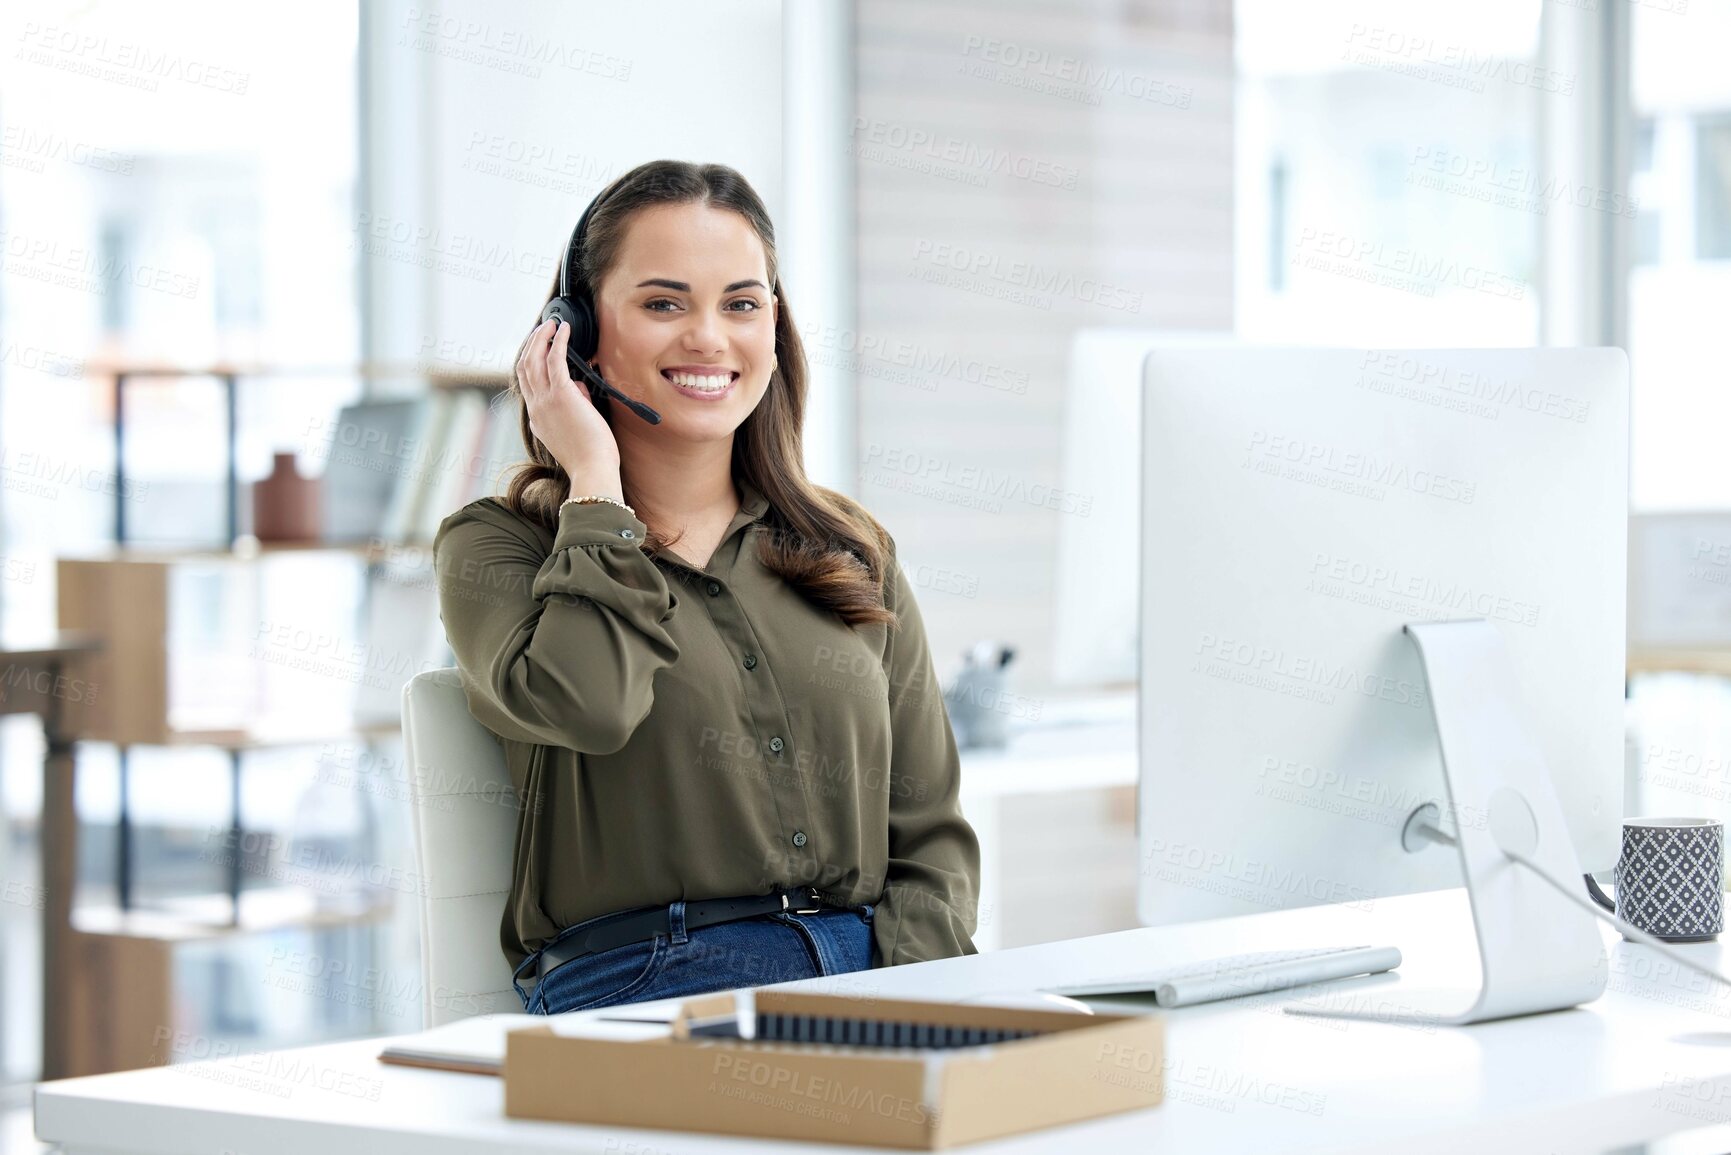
545, 316, 573, 388
519, 318, 555, 395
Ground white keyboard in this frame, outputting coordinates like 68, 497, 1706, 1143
1046, 945, 1403, 1008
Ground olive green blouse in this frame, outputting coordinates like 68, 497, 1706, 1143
431, 475, 981, 977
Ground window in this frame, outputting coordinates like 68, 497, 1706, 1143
0, 0, 360, 1083
1236, 0, 1546, 346
1627, 1, 1731, 509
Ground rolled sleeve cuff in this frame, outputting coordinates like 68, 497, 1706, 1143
533, 501, 675, 624
551, 498, 650, 550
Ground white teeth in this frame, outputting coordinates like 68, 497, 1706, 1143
666, 371, 733, 392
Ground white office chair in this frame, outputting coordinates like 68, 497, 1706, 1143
401, 668, 522, 1026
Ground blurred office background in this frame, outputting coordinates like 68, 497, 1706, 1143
1, 0, 1727, 1140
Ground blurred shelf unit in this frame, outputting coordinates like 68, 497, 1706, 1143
90, 360, 516, 548
39, 362, 514, 1077
59, 359, 521, 746
56, 548, 440, 748
1628, 511, 1731, 677
312, 379, 523, 549
67, 887, 395, 1078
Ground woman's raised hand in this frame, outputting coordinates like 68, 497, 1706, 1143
517, 317, 623, 494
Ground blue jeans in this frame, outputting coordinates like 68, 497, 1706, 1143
517, 899, 878, 1016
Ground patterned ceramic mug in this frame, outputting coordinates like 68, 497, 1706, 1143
1588, 817, 1724, 942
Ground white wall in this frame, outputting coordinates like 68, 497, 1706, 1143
852, 0, 1236, 697
357, 0, 792, 418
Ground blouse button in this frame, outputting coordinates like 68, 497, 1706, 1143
791, 831, 808, 848
618, 528, 636, 539
768, 736, 784, 754
706, 580, 722, 596
743, 653, 757, 670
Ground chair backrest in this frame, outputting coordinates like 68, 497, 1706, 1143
401, 668, 521, 1026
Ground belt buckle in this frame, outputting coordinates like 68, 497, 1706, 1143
784, 887, 823, 915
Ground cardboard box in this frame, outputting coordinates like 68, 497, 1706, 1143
504, 989, 1164, 1149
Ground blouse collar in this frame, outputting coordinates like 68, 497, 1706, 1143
736, 475, 771, 523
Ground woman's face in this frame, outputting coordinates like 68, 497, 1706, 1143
590, 201, 778, 446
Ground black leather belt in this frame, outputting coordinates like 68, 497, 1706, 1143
526, 885, 832, 996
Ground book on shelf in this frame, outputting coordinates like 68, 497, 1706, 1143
353, 557, 448, 725
421, 389, 490, 543
477, 391, 524, 503
321, 383, 518, 547
320, 399, 423, 544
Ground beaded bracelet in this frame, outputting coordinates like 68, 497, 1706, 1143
560, 494, 636, 517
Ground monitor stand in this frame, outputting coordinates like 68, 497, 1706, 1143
1285, 619, 1607, 1026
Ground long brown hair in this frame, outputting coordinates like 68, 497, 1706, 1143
501, 160, 896, 629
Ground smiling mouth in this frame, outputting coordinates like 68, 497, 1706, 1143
661, 369, 739, 394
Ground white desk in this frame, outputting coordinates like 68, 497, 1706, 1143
36, 888, 1731, 1154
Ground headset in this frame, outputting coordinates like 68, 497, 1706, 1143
539, 182, 663, 424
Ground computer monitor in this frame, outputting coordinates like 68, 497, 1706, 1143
1053, 329, 1235, 690
1136, 347, 1628, 928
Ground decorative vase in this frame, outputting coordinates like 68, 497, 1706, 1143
252, 451, 322, 543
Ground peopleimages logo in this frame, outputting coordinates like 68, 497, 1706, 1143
849, 117, 1081, 190
1255, 754, 1490, 832
1292, 227, 1526, 300
910, 239, 1144, 314
1408, 146, 1638, 219
958, 35, 1193, 109
804, 323, 1030, 395
1358, 350, 1590, 424
1341, 25, 1576, 96
14, 22, 251, 94
0, 228, 201, 299
1142, 837, 1377, 910
1243, 430, 1477, 505
1192, 630, 1428, 710
861, 442, 1094, 516
1307, 550, 1541, 628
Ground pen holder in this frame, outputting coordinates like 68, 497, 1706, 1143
944, 664, 1011, 749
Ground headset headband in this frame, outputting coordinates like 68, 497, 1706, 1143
558, 177, 624, 301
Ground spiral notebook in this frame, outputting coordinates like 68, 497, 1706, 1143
680, 1001, 1047, 1049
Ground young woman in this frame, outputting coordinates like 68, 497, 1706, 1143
432, 159, 981, 1016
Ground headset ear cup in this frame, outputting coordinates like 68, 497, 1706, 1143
539, 295, 598, 386
540, 296, 578, 328
566, 293, 600, 362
